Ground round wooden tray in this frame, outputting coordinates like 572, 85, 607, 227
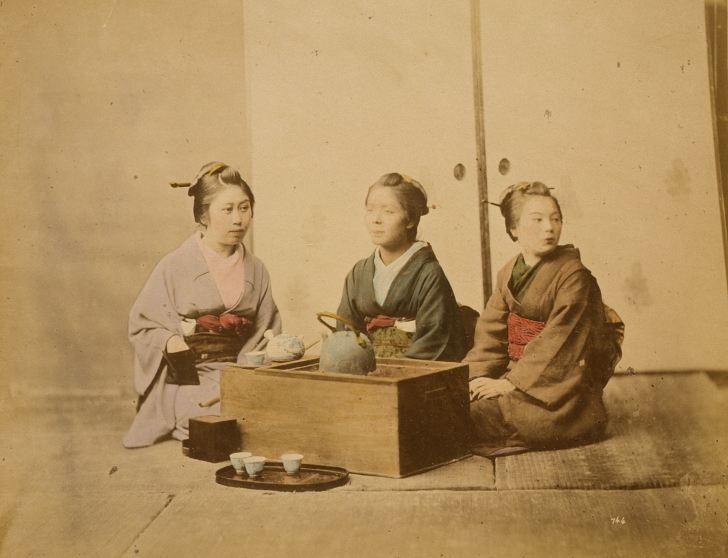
215, 461, 349, 492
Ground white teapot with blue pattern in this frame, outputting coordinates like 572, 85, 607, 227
263, 330, 306, 362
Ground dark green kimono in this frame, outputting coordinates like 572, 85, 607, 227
336, 245, 467, 362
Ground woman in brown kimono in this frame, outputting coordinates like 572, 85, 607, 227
124, 162, 282, 448
465, 182, 623, 457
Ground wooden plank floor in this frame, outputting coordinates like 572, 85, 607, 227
0, 372, 726, 557
0, 493, 172, 558
342, 457, 494, 491
119, 486, 728, 558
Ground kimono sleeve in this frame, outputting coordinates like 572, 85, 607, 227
335, 265, 369, 334
128, 256, 181, 396
463, 280, 511, 379
505, 268, 594, 407
401, 263, 465, 361
237, 263, 282, 357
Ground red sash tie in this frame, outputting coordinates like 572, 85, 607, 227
364, 315, 398, 332
507, 313, 546, 360
196, 314, 252, 337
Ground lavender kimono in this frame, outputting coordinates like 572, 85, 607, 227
124, 234, 282, 448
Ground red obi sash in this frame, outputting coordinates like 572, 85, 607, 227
507, 313, 545, 360
196, 314, 252, 336
365, 315, 398, 332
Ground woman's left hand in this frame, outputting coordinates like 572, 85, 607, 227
469, 377, 516, 402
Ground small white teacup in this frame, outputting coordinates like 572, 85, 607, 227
245, 351, 266, 366
280, 453, 304, 474
243, 456, 267, 477
230, 452, 253, 474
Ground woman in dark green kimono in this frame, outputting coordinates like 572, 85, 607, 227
336, 173, 467, 362
465, 182, 624, 457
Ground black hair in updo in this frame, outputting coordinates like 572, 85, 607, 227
188, 162, 255, 224
366, 172, 429, 242
499, 181, 562, 242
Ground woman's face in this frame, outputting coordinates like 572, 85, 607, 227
201, 185, 252, 254
365, 185, 414, 252
511, 196, 562, 264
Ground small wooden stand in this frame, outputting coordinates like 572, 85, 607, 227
183, 415, 241, 463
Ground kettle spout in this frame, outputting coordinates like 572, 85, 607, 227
263, 329, 275, 341
320, 330, 329, 341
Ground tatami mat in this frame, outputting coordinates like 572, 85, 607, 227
495, 373, 728, 490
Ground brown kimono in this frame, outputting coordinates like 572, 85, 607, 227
465, 245, 621, 451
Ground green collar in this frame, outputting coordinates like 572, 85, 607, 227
508, 253, 545, 303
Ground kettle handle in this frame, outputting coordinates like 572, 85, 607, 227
316, 311, 368, 348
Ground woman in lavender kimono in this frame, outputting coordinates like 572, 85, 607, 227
465, 182, 623, 457
124, 162, 282, 448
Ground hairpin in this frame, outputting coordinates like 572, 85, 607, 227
170, 162, 228, 191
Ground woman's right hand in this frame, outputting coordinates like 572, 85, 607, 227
469, 376, 516, 402
166, 335, 191, 353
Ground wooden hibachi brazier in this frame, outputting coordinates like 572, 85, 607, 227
220, 358, 472, 478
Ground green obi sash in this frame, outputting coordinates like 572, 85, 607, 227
368, 326, 413, 358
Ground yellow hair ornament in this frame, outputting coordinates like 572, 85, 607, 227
498, 181, 533, 203
497, 181, 554, 205
207, 163, 227, 176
